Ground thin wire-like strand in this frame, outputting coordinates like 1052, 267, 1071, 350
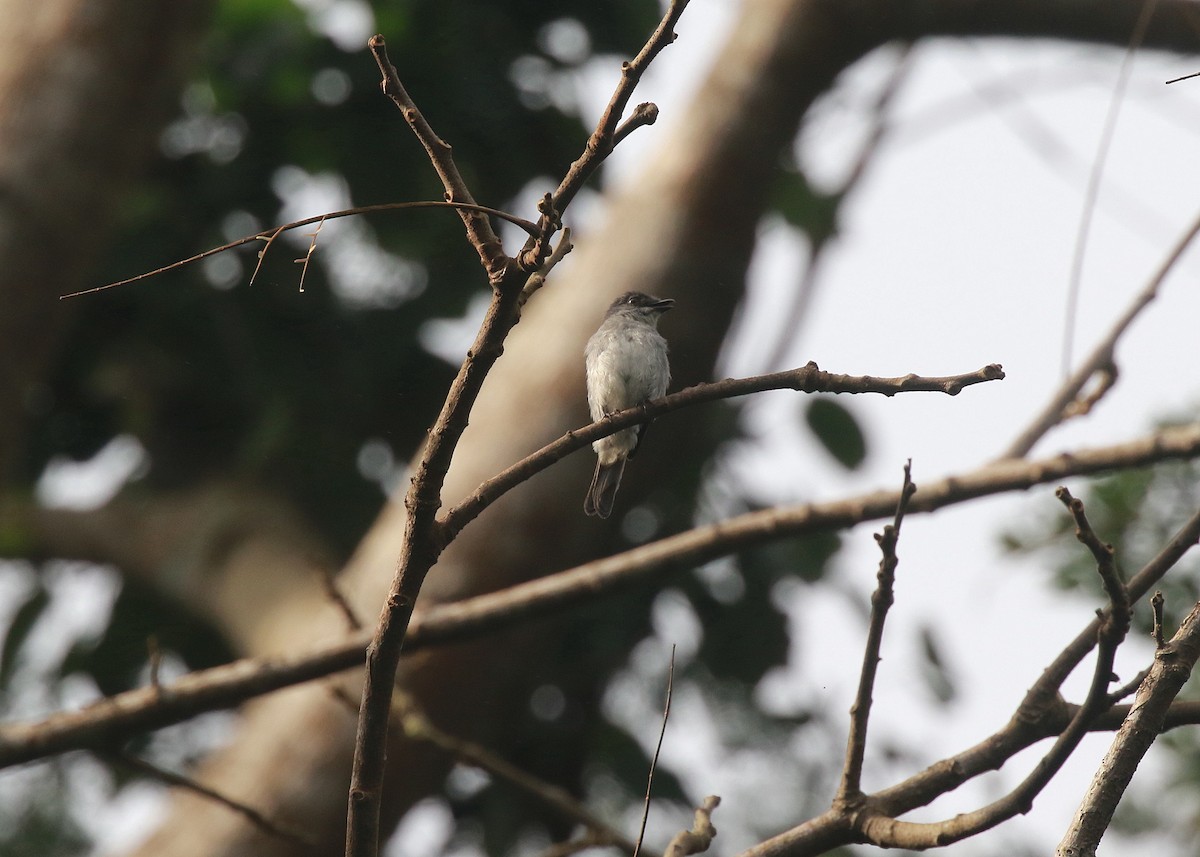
1061, 0, 1159, 376
633, 646, 675, 857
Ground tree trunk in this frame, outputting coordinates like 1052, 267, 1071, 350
0, 0, 211, 484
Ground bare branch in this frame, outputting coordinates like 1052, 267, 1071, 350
845, 493, 1133, 849
60, 200, 539, 299
744, 499, 1200, 857
837, 463, 916, 803
107, 751, 314, 849
346, 42, 536, 853
369, 35, 506, 280
546, 0, 690, 220
1058, 598, 1200, 855
634, 647, 676, 857
1002, 206, 1200, 459
441, 362, 1005, 540
665, 796, 721, 857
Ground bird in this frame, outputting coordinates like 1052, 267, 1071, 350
583, 291, 674, 518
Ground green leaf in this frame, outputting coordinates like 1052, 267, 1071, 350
770, 168, 841, 243
0, 582, 49, 690
917, 624, 956, 705
805, 397, 866, 470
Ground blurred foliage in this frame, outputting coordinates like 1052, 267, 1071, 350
0, 763, 90, 857
772, 167, 842, 247
916, 622, 956, 706
1000, 456, 1200, 638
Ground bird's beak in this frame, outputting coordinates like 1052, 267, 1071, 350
650, 297, 675, 312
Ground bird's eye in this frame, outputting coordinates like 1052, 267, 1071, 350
626, 296, 636, 304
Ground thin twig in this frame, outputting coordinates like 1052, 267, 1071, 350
1001, 205, 1200, 459
395, 694, 646, 857
441, 362, 1004, 540
332, 687, 646, 857
106, 750, 314, 849
1056, 486, 1131, 643
59, 200, 539, 299
634, 645, 676, 857
319, 566, 362, 631
293, 215, 326, 293
837, 462, 916, 804
1166, 69, 1200, 83
1152, 590, 1166, 647
369, 35, 506, 279
536, 832, 617, 857
1061, 0, 1159, 377
543, 0, 691, 225
249, 225, 287, 288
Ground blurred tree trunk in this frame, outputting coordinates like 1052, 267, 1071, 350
0, 0, 211, 484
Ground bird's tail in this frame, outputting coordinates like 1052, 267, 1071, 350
584, 458, 627, 518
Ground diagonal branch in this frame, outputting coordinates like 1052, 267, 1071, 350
849, 491, 1133, 848
1001, 205, 1200, 459
106, 751, 314, 849
1058, 597, 1200, 854
369, 35, 507, 281
6, 424, 1200, 771
745, 493, 1176, 857
1060, 0, 1160, 377
347, 7, 699, 855
837, 463, 917, 804
60, 200, 539, 299
546, 0, 690, 220
441, 362, 1004, 540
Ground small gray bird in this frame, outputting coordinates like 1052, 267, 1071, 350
584, 291, 674, 518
